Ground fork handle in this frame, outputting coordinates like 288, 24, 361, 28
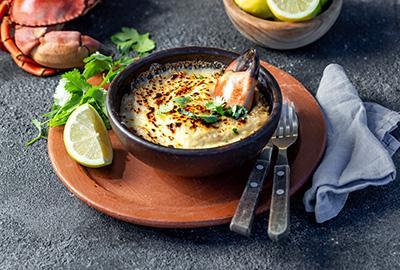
268, 164, 290, 241
230, 159, 271, 236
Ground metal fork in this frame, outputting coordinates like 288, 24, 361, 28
268, 101, 299, 241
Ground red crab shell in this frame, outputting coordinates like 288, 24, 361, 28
0, 0, 104, 76
10, 0, 99, 26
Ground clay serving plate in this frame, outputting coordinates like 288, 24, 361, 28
223, 0, 343, 50
48, 62, 327, 228
107, 47, 282, 177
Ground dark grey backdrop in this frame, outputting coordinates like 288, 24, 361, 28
1, 0, 400, 269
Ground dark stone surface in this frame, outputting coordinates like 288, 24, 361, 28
1, 0, 400, 269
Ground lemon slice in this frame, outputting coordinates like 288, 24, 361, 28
64, 104, 113, 168
235, 0, 274, 19
266, 0, 321, 22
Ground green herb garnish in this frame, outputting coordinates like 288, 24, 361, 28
226, 105, 248, 120
177, 108, 197, 119
205, 97, 226, 116
172, 95, 248, 125
111, 27, 156, 56
198, 114, 219, 124
176, 109, 218, 124
232, 128, 239, 135
82, 52, 114, 79
43, 68, 108, 128
205, 97, 248, 121
39, 53, 134, 129
25, 119, 47, 147
174, 96, 192, 108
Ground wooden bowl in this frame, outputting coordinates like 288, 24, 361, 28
223, 0, 343, 50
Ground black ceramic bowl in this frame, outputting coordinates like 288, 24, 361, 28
107, 47, 282, 177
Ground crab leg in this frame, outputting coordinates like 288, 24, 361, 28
0, 0, 9, 51
10, 54, 56, 76
1, 16, 56, 76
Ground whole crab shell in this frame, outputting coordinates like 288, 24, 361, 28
10, 0, 99, 26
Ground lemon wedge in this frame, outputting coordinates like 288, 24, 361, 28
64, 104, 113, 168
234, 0, 274, 19
266, 0, 321, 22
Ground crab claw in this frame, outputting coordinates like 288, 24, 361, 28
15, 28, 109, 69
213, 49, 260, 111
31, 31, 106, 69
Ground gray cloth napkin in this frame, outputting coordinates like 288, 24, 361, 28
303, 64, 400, 223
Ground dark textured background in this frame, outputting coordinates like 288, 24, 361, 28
1, 0, 400, 269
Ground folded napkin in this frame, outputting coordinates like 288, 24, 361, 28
303, 64, 400, 223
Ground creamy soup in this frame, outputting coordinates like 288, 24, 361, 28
120, 61, 269, 149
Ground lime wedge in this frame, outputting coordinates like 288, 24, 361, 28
266, 0, 321, 22
64, 104, 113, 168
235, 0, 274, 19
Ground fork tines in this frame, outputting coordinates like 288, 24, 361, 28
273, 101, 298, 140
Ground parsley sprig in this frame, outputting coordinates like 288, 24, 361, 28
111, 27, 156, 56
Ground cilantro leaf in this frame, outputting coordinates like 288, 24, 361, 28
103, 57, 134, 84
81, 86, 106, 105
83, 52, 113, 79
176, 107, 220, 124
48, 94, 82, 127
26, 119, 47, 147
89, 99, 110, 129
112, 27, 140, 42
232, 128, 239, 135
111, 27, 156, 56
198, 114, 219, 124
45, 55, 126, 129
111, 27, 140, 55
177, 108, 196, 119
62, 69, 91, 94
132, 33, 156, 55
115, 56, 135, 67
226, 105, 248, 120
46, 69, 90, 127
174, 96, 192, 108
206, 97, 226, 116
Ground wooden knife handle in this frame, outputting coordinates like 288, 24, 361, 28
230, 159, 271, 236
268, 164, 290, 241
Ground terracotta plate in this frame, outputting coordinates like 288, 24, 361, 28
48, 63, 327, 228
